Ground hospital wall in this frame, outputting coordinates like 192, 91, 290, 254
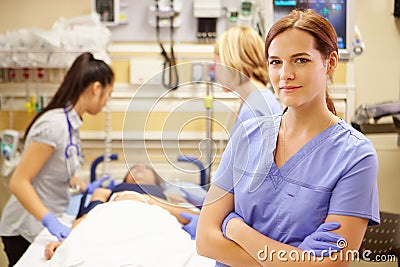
0, 1, 399, 266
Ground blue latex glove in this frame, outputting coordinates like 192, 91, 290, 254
221, 212, 243, 240
108, 178, 115, 190
298, 222, 344, 256
181, 212, 199, 240
86, 175, 111, 194
180, 187, 206, 208
42, 212, 71, 241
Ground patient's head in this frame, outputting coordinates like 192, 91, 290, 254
123, 163, 163, 186
111, 191, 149, 203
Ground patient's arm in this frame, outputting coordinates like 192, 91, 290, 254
142, 194, 199, 225
45, 188, 112, 260
72, 188, 112, 228
70, 191, 197, 228
44, 213, 89, 260
45, 241, 62, 260
90, 187, 112, 202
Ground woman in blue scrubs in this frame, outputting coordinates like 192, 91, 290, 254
197, 9, 379, 267
0, 52, 114, 266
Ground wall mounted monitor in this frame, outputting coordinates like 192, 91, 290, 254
265, 0, 355, 60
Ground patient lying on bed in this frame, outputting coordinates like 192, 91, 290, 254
43, 164, 210, 267
75, 163, 174, 220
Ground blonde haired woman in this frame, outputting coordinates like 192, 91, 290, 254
215, 26, 282, 135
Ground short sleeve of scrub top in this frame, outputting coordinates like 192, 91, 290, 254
213, 114, 278, 194
27, 118, 63, 149
328, 132, 380, 225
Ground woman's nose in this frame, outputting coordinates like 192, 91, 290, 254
280, 63, 295, 80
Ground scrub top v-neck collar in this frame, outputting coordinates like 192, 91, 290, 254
271, 117, 342, 180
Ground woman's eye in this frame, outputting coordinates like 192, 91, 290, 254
269, 60, 281, 65
295, 58, 309, 64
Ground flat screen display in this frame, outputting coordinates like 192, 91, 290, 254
273, 0, 347, 50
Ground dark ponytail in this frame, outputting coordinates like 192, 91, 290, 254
24, 52, 114, 140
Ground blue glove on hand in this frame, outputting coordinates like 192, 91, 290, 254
181, 212, 199, 240
42, 212, 71, 241
298, 222, 344, 256
108, 178, 115, 190
221, 212, 243, 240
180, 187, 207, 209
86, 175, 111, 194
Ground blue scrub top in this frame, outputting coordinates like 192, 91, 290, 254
214, 114, 380, 250
230, 88, 282, 137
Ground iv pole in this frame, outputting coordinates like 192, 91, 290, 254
177, 62, 214, 189
103, 102, 112, 177
203, 63, 214, 188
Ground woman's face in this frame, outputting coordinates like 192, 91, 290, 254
87, 82, 114, 115
267, 29, 330, 109
214, 53, 239, 93
125, 163, 157, 185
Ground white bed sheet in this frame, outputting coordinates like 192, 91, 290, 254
15, 201, 215, 267
15, 213, 75, 267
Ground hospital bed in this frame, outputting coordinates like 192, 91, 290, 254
15, 156, 213, 267
15, 189, 213, 267
15, 201, 214, 267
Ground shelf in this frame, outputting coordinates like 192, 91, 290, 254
0, 49, 110, 68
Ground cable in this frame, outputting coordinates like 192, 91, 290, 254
154, 0, 179, 90
168, 0, 179, 89
256, 0, 265, 37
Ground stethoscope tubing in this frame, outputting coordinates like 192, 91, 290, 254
64, 106, 81, 159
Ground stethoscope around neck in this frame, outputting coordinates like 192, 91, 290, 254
64, 106, 81, 159
64, 106, 81, 181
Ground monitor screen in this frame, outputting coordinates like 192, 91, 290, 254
266, 0, 354, 60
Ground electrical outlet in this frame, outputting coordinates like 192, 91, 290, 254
129, 58, 164, 85
191, 63, 203, 82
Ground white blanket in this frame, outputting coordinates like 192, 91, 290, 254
16, 201, 215, 267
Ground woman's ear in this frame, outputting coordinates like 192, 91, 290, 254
327, 51, 339, 76
92, 81, 102, 96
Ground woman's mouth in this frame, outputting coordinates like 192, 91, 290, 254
280, 85, 301, 92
